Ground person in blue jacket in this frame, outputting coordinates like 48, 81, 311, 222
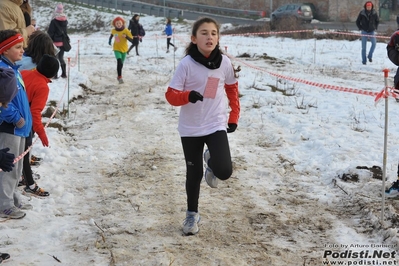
0, 68, 18, 263
0, 29, 33, 219
164, 18, 177, 53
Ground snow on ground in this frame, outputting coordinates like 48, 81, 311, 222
1, 0, 399, 265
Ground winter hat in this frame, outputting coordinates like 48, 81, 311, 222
36, 54, 60, 78
55, 3, 64, 14
0, 33, 24, 54
365, 1, 373, 8
113, 16, 125, 27
0, 68, 18, 103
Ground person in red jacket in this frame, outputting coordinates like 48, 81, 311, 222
164, 17, 240, 236
20, 54, 59, 197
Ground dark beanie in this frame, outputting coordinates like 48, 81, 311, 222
0, 68, 18, 103
36, 54, 60, 78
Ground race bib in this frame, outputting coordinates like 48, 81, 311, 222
203, 77, 219, 99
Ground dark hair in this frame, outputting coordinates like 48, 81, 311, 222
0, 30, 18, 44
24, 31, 56, 64
20, 1, 32, 15
185, 17, 221, 55
166, 18, 172, 25
133, 14, 139, 21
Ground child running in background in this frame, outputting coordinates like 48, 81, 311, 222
109, 16, 133, 84
0, 29, 33, 219
165, 17, 240, 236
164, 18, 177, 53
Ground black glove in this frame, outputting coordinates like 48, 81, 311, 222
108, 39, 112, 46
0, 148, 15, 172
189, 91, 203, 103
227, 123, 237, 133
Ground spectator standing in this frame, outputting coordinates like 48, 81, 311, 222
164, 18, 177, 53
164, 17, 240, 236
47, 3, 68, 78
0, 68, 19, 263
356, 1, 379, 65
0, 0, 35, 48
0, 30, 33, 219
20, 55, 59, 197
16, 30, 56, 190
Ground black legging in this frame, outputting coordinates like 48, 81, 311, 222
57, 46, 66, 66
117, 58, 123, 77
167, 37, 175, 49
22, 130, 34, 187
181, 130, 232, 212
128, 37, 139, 55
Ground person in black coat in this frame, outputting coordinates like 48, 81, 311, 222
355, 1, 379, 65
20, 0, 32, 27
127, 14, 141, 56
47, 3, 68, 78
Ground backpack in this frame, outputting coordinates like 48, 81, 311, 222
139, 24, 145, 37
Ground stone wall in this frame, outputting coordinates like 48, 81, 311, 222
144, 0, 382, 22
328, 0, 380, 22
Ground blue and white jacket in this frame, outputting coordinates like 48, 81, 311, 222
0, 56, 32, 137
164, 23, 173, 36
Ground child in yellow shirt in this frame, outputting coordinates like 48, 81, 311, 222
108, 17, 133, 84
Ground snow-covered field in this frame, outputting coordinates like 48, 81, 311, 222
2, 0, 399, 265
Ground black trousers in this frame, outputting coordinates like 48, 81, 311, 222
22, 130, 34, 187
181, 130, 232, 212
57, 46, 66, 66
167, 37, 174, 49
128, 38, 140, 55
117, 59, 123, 77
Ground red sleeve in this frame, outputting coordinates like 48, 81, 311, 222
22, 71, 49, 135
225, 82, 240, 124
30, 86, 48, 135
165, 87, 190, 106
